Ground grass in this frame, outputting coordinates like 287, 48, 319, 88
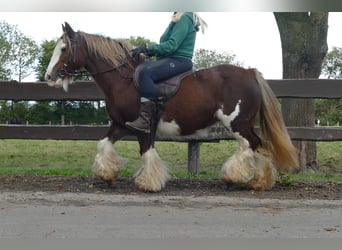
0, 139, 341, 183
0, 140, 94, 176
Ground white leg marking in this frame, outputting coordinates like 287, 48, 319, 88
216, 100, 276, 190
248, 148, 277, 191
134, 147, 169, 192
216, 100, 256, 183
92, 137, 121, 184
220, 133, 276, 190
220, 133, 257, 184
215, 100, 241, 131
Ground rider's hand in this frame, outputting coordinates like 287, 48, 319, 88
132, 44, 148, 58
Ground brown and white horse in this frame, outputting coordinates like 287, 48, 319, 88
45, 22, 299, 192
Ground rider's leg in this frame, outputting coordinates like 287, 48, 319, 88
125, 57, 192, 133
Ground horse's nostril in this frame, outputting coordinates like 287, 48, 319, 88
45, 74, 51, 81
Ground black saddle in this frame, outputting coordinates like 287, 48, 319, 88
133, 63, 193, 102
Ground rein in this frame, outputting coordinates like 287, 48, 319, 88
60, 58, 133, 80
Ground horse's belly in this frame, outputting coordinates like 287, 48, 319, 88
156, 118, 180, 137
156, 118, 211, 138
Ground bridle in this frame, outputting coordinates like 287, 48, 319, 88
58, 58, 132, 79
58, 34, 134, 80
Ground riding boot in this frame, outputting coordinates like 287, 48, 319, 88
125, 101, 156, 133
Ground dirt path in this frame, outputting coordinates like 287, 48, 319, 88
0, 174, 341, 200
1, 174, 342, 238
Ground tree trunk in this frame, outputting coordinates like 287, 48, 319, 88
274, 12, 329, 171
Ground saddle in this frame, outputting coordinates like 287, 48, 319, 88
133, 63, 193, 102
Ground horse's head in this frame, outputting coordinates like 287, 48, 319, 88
45, 22, 85, 91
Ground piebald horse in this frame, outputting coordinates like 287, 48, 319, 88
45, 22, 299, 191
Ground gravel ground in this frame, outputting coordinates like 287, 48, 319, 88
0, 174, 341, 200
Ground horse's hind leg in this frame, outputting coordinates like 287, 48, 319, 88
248, 146, 276, 191
236, 126, 276, 190
92, 124, 126, 185
219, 128, 257, 186
217, 105, 276, 191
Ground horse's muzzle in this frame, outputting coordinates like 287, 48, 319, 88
45, 69, 67, 81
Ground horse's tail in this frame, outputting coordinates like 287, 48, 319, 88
254, 69, 299, 173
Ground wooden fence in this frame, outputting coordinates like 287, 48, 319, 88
1, 80, 342, 174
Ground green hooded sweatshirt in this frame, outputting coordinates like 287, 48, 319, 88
148, 12, 199, 59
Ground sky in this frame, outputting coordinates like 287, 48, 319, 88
1, 12, 342, 80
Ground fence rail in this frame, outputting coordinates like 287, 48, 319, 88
1, 80, 342, 173
1, 79, 342, 101
1, 124, 342, 141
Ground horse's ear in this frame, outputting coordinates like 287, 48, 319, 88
63, 22, 76, 40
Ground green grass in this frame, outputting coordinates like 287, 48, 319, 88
0, 139, 341, 183
0, 140, 95, 176
290, 172, 342, 183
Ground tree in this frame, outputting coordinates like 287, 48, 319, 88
193, 49, 243, 70
0, 100, 29, 124
0, 21, 40, 123
27, 101, 58, 124
0, 22, 12, 80
321, 47, 342, 79
10, 35, 40, 82
36, 39, 57, 81
274, 12, 329, 170
129, 36, 155, 47
0, 21, 40, 82
317, 47, 342, 126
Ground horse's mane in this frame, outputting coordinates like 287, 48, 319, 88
76, 32, 133, 68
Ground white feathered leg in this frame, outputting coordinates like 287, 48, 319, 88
134, 147, 169, 192
247, 148, 277, 191
92, 137, 121, 184
220, 134, 256, 184
216, 101, 275, 191
220, 134, 276, 191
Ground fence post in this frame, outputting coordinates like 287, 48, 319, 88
187, 141, 200, 175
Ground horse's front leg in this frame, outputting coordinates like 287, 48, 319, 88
134, 134, 169, 192
92, 123, 127, 185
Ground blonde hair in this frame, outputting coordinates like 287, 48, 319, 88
171, 12, 208, 34
193, 12, 208, 34
77, 32, 133, 68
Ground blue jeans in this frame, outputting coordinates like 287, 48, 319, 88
137, 57, 193, 101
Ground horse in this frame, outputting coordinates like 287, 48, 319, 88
45, 22, 299, 192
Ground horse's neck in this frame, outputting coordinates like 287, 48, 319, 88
86, 57, 137, 94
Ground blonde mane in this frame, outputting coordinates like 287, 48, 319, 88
72, 32, 133, 68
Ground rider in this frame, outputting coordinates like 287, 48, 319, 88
125, 12, 207, 133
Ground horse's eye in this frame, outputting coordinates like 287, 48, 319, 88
61, 47, 67, 52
